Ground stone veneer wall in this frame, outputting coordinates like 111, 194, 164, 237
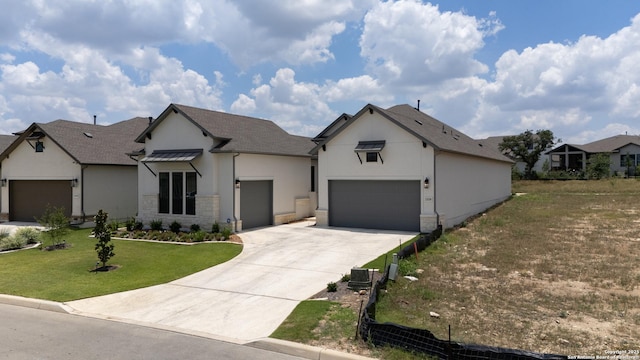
139, 194, 220, 230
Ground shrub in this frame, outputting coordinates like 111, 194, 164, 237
134, 220, 144, 231
169, 220, 182, 233
125, 217, 136, 231
221, 226, 232, 240
107, 220, 120, 232
340, 273, 351, 283
190, 223, 201, 232
211, 222, 220, 233
327, 282, 338, 292
0, 229, 11, 240
0, 236, 26, 251
191, 231, 206, 243
14, 227, 41, 244
150, 219, 163, 231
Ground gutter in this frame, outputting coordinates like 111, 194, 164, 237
433, 151, 440, 228
232, 153, 240, 232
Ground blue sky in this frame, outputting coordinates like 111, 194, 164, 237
2, 1, 640, 144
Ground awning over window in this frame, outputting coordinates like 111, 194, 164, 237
141, 149, 203, 162
354, 140, 385, 152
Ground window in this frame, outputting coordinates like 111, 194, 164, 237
35, 140, 44, 152
621, 154, 637, 167
310, 166, 315, 192
158, 171, 197, 215
159, 173, 170, 213
366, 152, 378, 162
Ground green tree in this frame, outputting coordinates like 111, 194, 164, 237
94, 210, 115, 269
586, 153, 612, 179
499, 129, 556, 180
36, 205, 69, 248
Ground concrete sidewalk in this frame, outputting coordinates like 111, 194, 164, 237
65, 221, 415, 343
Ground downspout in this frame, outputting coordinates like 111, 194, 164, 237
80, 164, 88, 224
433, 151, 440, 228
232, 153, 240, 232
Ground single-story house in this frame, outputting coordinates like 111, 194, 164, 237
0, 135, 18, 211
547, 135, 640, 176
133, 104, 316, 231
0, 118, 149, 223
311, 103, 513, 232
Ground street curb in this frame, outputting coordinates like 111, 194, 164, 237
248, 338, 376, 360
0, 294, 73, 314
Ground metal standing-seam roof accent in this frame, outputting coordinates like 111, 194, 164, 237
141, 149, 203, 162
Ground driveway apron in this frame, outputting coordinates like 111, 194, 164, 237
66, 221, 416, 343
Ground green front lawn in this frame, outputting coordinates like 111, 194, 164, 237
0, 228, 242, 302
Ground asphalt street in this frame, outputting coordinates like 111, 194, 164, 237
0, 303, 304, 360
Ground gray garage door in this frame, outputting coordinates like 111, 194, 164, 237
9, 180, 72, 222
240, 180, 273, 229
329, 180, 420, 231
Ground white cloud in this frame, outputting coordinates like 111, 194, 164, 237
360, 0, 493, 85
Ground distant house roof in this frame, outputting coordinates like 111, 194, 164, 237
136, 104, 315, 157
548, 135, 640, 154
311, 103, 512, 163
0, 118, 150, 165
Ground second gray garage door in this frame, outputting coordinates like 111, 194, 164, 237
240, 180, 273, 229
329, 180, 420, 231
9, 180, 72, 222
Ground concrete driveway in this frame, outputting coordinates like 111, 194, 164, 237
66, 220, 415, 343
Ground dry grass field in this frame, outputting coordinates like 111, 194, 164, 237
376, 179, 640, 355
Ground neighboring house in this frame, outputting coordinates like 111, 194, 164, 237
0, 118, 149, 223
481, 135, 547, 174
547, 135, 640, 176
133, 104, 316, 231
0, 135, 18, 211
311, 103, 513, 232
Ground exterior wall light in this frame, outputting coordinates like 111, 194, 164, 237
0, 179, 6, 187
235, 179, 241, 189
71, 178, 78, 187
424, 177, 430, 189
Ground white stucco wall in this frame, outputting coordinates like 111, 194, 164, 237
138, 112, 218, 228
316, 111, 436, 231
83, 165, 138, 221
435, 151, 512, 227
1, 135, 81, 217
235, 153, 313, 226
137, 112, 315, 231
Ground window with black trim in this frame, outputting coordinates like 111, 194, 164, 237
310, 166, 315, 192
158, 171, 197, 215
366, 152, 378, 162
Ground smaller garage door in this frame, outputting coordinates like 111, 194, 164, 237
329, 180, 420, 231
240, 180, 273, 229
9, 180, 72, 222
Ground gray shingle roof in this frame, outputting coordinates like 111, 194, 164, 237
138, 104, 314, 157
548, 135, 640, 154
312, 104, 512, 163
1, 118, 150, 165
0, 135, 17, 154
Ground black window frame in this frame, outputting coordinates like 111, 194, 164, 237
159, 172, 170, 214
366, 152, 378, 162
158, 171, 197, 215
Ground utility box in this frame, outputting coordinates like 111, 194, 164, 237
348, 267, 372, 290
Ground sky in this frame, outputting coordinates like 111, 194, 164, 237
2, 0, 640, 145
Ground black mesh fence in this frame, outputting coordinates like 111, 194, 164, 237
358, 228, 567, 360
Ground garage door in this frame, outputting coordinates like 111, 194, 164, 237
240, 180, 273, 229
329, 180, 420, 231
9, 180, 72, 222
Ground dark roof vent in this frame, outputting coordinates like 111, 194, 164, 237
83, 132, 93, 138
414, 119, 423, 125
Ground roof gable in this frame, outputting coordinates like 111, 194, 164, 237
0, 118, 149, 165
312, 103, 512, 163
138, 104, 314, 157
